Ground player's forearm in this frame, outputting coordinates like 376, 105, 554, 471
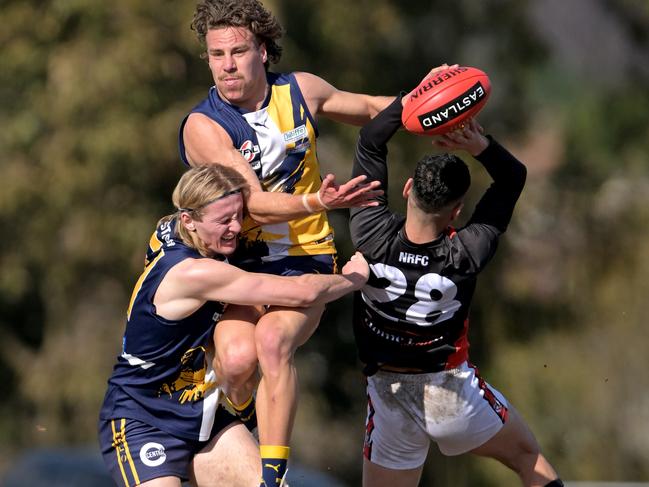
295, 273, 366, 307
246, 190, 323, 224
367, 95, 398, 119
469, 138, 527, 232
352, 96, 404, 183
475, 137, 527, 194
346, 95, 396, 125
358, 95, 404, 151
323, 95, 397, 126
348, 96, 401, 243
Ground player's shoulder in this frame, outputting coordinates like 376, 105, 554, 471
293, 71, 335, 93
165, 252, 232, 287
267, 71, 292, 85
353, 213, 406, 258
184, 112, 232, 140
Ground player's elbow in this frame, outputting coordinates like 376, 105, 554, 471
513, 163, 527, 193
245, 211, 274, 225
244, 191, 280, 224
286, 284, 321, 307
297, 287, 321, 307
516, 162, 527, 183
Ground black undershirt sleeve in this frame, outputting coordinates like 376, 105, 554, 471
456, 138, 527, 269
468, 137, 527, 232
349, 96, 405, 254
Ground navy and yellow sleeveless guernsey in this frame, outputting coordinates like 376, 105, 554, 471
99, 219, 226, 441
179, 72, 335, 262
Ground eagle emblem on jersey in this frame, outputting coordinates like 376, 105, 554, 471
158, 346, 216, 404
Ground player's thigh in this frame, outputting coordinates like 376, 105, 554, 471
364, 374, 431, 470
363, 457, 423, 487
190, 422, 260, 487
469, 404, 541, 467
256, 304, 325, 352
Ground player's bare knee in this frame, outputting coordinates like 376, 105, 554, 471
220, 339, 258, 381
255, 324, 293, 369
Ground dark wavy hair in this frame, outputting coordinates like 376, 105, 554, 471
412, 153, 471, 213
192, 0, 283, 67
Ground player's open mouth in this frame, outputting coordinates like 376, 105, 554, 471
221, 235, 236, 241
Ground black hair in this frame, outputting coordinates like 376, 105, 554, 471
411, 153, 471, 212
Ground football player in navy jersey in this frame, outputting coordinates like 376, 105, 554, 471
179, 1, 414, 485
98, 164, 369, 487
349, 72, 563, 486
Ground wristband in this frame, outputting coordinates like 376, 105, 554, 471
315, 191, 331, 210
302, 193, 314, 214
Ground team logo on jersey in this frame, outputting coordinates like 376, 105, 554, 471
140, 442, 166, 467
239, 140, 260, 164
158, 346, 216, 403
398, 252, 429, 266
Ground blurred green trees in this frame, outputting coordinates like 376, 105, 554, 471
1, 0, 648, 485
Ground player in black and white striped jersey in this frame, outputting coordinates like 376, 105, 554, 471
349, 74, 563, 487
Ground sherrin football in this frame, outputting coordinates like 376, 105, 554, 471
402, 66, 491, 136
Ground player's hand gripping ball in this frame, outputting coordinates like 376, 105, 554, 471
402, 66, 491, 136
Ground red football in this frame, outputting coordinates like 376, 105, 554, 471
402, 66, 491, 135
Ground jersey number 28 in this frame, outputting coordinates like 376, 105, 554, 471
362, 263, 461, 327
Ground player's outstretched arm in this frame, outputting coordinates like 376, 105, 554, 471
154, 253, 369, 319
295, 72, 394, 125
437, 118, 527, 233
183, 113, 382, 223
298, 65, 458, 127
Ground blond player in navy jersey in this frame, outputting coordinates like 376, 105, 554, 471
98, 165, 369, 487
178, 1, 409, 485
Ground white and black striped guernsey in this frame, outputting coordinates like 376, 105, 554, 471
350, 97, 526, 374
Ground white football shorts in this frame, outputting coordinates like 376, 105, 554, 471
363, 361, 509, 469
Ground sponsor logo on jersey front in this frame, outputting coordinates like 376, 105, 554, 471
140, 442, 166, 467
398, 252, 429, 266
283, 124, 308, 144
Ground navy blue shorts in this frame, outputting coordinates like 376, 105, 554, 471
233, 253, 336, 276
98, 409, 238, 486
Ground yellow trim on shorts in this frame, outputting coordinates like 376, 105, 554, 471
111, 418, 141, 486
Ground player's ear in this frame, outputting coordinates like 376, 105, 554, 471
259, 42, 268, 64
180, 212, 196, 232
403, 178, 414, 199
450, 201, 464, 221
